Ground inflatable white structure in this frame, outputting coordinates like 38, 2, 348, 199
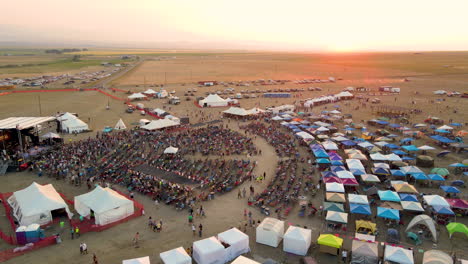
74, 186, 134, 226
8, 182, 73, 226
256, 217, 284, 247
193, 237, 227, 264
283, 226, 312, 256
217, 228, 250, 261
160, 247, 191, 264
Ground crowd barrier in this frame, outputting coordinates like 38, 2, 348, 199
110, 88, 128, 93
0, 236, 57, 262
70, 189, 144, 234
97, 90, 126, 101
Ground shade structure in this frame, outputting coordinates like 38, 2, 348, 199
371, 167, 390, 176
385, 153, 402, 162
123, 256, 151, 264
422, 250, 453, 264
423, 195, 450, 207
432, 205, 454, 215
326, 192, 346, 203
378, 190, 401, 202
323, 202, 344, 212
317, 234, 343, 248
402, 145, 419, 151
325, 183, 344, 193
374, 163, 390, 169
446, 199, 468, 209
446, 223, 468, 238
438, 125, 453, 130
331, 166, 346, 172
356, 220, 377, 233
377, 207, 400, 220
326, 211, 348, 223
193, 237, 226, 264
449, 163, 468, 167
350, 204, 371, 215
348, 194, 369, 205
406, 215, 438, 242
321, 171, 337, 178
74, 186, 134, 226
411, 173, 428, 180
160, 248, 191, 264
256, 218, 284, 247
316, 158, 331, 164
217, 228, 250, 261
7, 182, 73, 226
164, 146, 179, 154
361, 174, 380, 182
384, 245, 414, 264
431, 168, 449, 176
393, 183, 418, 194
114, 118, 127, 130
401, 201, 424, 212
283, 226, 312, 256
440, 185, 460, 193
231, 256, 260, 264
351, 240, 379, 264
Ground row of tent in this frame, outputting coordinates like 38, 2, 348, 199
303, 91, 354, 107
8, 183, 134, 226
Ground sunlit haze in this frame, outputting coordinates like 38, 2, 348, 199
2, 0, 468, 51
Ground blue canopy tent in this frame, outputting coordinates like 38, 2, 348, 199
376, 120, 389, 125
434, 129, 450, 133
350, 203, 371, 215
399, 193, 418, 202
323, 202, 345, 212
391, 170, 406, 177
314, 151, 329, 158
330, 160, 344, 166
372, 167, 390, 176
430, 135, 456, 144
331, 166, 346, 172
411, 173, 429, 180
378, 190, 401, 202
317, 158, 331, 164
449, 163, 468, 168
440, 185, 460, 193
392, 150, 408, 155
385, 144, 400, 149
344, 127, 355, 131
341, 140, 357, 146
402, 145, 419, 151
451, 180, 465, 186
321, 171, 337, 177
428, 174, 445, 181
389, 124, 401, 128
350, 169, 366, 176
377, 207, 400, 220
400, 138, 414, 143
402, 156, 415, 161
432, 205, 455, 215
449, 123, 462, 127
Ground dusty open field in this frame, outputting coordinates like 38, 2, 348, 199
0, 51, 467, 263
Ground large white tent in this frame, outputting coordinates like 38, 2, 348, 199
57, 112, 89, 133
114, 118, 127, 130
283, 226, 312, 256
217, 228, 250, 261
160, 247, 191, 264
143, 89, 157, 95
8, 182, 73, 226
74, 186, 134, 226
193, 237, 226, 264
122, 256, 150, 264
256, 217, 284, 247
200, 94, 228, 107
231, 256, 260, 264
128, 93, 146, 100
223, 107, 249, 116
141, 119, 179, 130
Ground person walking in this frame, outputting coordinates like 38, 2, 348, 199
242, 188, 246, 198
75, 226, 80, 238
188, 214, 193, 225
198, 223, 203, 237
70, 227, 74, 240
191, 224, 196, 236
238, 189, 242, 199
133, 232, 140, 248
80, 243, 83, 255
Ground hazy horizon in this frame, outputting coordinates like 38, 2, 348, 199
2, 0, 468, 52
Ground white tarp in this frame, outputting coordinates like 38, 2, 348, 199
123, 256, 150, 264
8, 182, 72, 226
114, 118, 127, 130
217, 228, 250, 261
57, 112, 89, 133
256, 217, 284, 247
283, 226, 312, 256
384, 245, 414, 264
231, 256, 260, 264
74, 186, 134, 226
200, 94, 228, 107
193, 237, 226, 264
160, 247, 191, 264
141, 119, 179, 130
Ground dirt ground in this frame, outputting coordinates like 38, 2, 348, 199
0, 52, 467, 263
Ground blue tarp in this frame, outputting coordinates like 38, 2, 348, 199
350, 203, 371, 215
377, 207, 400, 220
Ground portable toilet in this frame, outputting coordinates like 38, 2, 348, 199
15, 226, 27, 245
25, 223, 41, 243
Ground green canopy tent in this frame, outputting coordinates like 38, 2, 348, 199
446, 222, 468, 239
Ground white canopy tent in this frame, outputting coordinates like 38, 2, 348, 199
122, 256, 151, 264
74, 186, 134, 226
128, 93, 146, 100
57, 112, 89, 133
193, 237, 227, 264
256, 217, 284, 247
223, 107, 249, 116
217, 228, 250, 261
141, 119, 179, 130
326, 183, 345, 193
114, 118, 127, 130
160, 247, 191, 264
200, 94, 228, 107
143, 89, 157, 95
283, 226, 312, 256
384, 245, 414, 264
8, 182, 73, 226
164, 146, 179, 154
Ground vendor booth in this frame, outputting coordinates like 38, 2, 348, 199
217, 228, 250, 261
283, 226, 312, 256
160, 247, 191, 264
256, 218, 284, 247
193, 237, 226, 264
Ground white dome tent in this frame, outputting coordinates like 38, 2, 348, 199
7, 182, 73, 226
217, 228, 250, 261
74, 186, 134, 226
193, 237, 227, 264
160, 247, 191, 264
256, 217, 284, 247
283, 226, 312, 256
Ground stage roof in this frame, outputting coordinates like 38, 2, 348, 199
0, 117, 56, 130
